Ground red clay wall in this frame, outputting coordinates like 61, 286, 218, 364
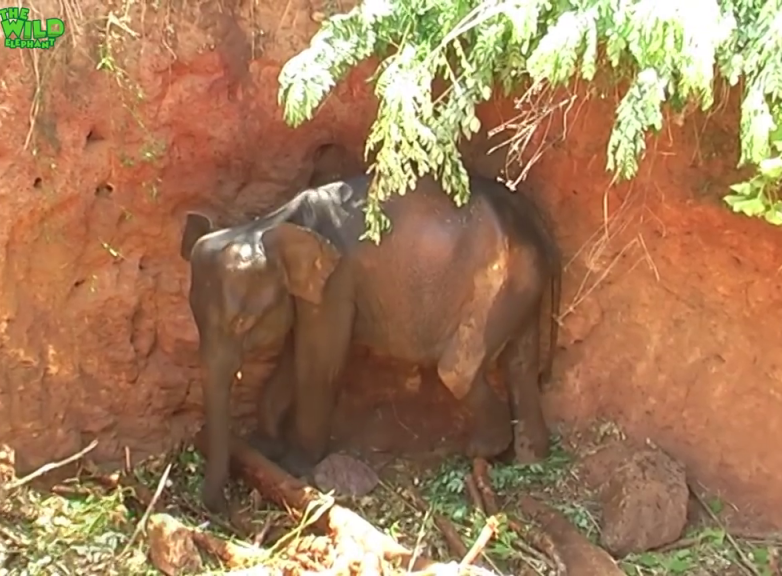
0, 0, 780, 528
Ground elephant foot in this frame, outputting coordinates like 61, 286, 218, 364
277, 449, 319, 481
246, 431, 288, 463
466, 418, 513, 460
201, 482, 229, 515
245, 431, 322, 480
511, 422, 550, 465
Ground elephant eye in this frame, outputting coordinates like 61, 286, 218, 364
233, 316, 255, 332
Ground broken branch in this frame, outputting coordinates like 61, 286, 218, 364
460, 515, 499, 567
405, 485, 470, 561
194, 427, 444, 573
191, 529, 266, 568
3, 439, 98, 491
464, 472, 486, 515
471, 458, 567, 575
689, 481, 761, 576
471, 459, 498, 515
122, 461, 172, 555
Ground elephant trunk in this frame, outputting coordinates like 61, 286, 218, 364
199, 336, 241, 513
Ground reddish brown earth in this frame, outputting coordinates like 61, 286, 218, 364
1, 0, 780, 531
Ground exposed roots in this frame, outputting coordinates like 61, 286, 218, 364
559, 182, 663, 323
488, 79, 578, 187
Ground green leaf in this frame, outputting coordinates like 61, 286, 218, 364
634, 553, 661, 568
759, 156, 782, 179
666, 553, 694, 574
707, 497, 724, 515
274, 0, 782, 237
728, 182, 754, 197
749, 546, 770, 564
764, 208, 782, 225
726, 196, 767, 216
770, 124, 782, 149
698, 526, 726, 545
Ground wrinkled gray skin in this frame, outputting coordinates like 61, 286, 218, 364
180, 174, 562, 513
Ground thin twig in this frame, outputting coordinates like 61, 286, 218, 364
4, 439, 98, 490
121, 461, 172, 555
407, 506, 433, 573
471, 459, 560, 573
406, 485, 471, 561
22, 49, 41, 152
464, 474, 485, 515
471, 459, 498, 515
460, 515, 499, 567
689, 481, 760, 576
106, 11, 139, 38
508, 517, 564, 575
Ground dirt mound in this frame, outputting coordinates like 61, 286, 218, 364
0, 0, 780, 531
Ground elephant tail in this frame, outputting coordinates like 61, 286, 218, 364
542, 239, 562, 385
505, 185, 562, 384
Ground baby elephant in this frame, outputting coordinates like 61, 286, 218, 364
180, 173, 562, 513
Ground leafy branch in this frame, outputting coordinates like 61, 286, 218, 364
278, 0, 782, 241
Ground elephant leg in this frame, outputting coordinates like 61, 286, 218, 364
250, 334, 296, 463
286, 287, 356, 475
499, 319, 550, 464
438, 328, 512, 459
462, 369, 513, 459
199, 333, 242, 513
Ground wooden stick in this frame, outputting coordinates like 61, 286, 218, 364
193, 427, 440, 572
471, 459, 498, 515
460, 515, 499, 567
689, 481, 760, 576
190, 530, 266, 568
464, 473, 486, 515
145, 512, 266, 569
471, 458, 566, 574
122, 461, 172, 555
405, 485, 470, 561
3, 439, 98, 490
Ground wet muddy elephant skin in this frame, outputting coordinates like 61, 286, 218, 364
180, 173, 562, 513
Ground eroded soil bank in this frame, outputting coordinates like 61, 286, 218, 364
0, 0, 780, 529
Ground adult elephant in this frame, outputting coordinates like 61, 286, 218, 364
180, 173, 562, 513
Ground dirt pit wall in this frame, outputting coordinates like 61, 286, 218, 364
0, 0, 780, 529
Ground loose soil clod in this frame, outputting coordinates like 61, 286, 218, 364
599, 448, 689, 557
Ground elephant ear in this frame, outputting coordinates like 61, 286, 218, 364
265, 223, 341, 305
180, 212, 214, 261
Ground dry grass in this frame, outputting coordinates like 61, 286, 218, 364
18, 0, 172, 161
488, 71, 669, 325
488, 80, 579, 188
557, 180, 664, 323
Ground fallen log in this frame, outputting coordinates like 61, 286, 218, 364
404, 485, 471, 561
516, 495, 625, 576
471, 458, 564, 573
146, 512, 270, 574
193, 427, 444, 573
